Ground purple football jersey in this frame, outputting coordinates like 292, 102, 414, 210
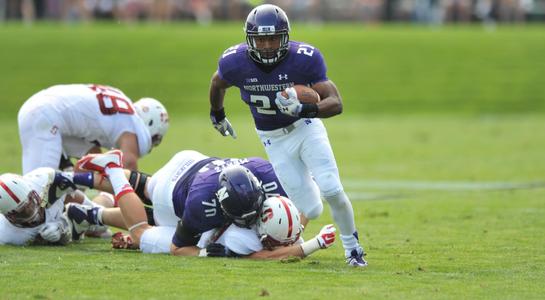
217, 41, 328, 131
173, 157, 286, 240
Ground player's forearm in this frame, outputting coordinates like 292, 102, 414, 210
247, 245, 305, 260
116, 193, 151, 246
316, 97, 343, 118
209, 71, 230, 111
209, 86, 226, 111
122, 152, 138, 172
170, 244, 200, 256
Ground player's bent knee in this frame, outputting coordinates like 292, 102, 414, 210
303, 202, 323, 220
314, 172, 343, 197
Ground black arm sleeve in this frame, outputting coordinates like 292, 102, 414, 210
172, 220, 201, 247
128, 171, 152, 206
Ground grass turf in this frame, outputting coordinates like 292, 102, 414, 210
0, 23, 544, 299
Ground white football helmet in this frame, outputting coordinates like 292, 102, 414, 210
133, 98, 169, 147
257, 196, 303, 250
0, 173, 44, 227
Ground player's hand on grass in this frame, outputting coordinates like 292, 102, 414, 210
39, 221, 64, 243
111, 232, 138, 250
316, 224, 336, 249
275, 87, 302, 117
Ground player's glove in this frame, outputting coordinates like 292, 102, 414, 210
198, 243, 239, 258
77, 150, 124, 175
39, 221, 65, 243
315, 224, 336, 248
111, 232, 138, 250
210, 108, 237, 139
275, 87, 303, 117
48, 171, 77, 200
300, 224, 336, 257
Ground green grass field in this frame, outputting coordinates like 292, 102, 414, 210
0, 23, 544, 299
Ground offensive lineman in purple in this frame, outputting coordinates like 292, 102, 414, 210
171, 157, 286, 247
216, 41, 327, 130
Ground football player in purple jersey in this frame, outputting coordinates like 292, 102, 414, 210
207, 4, 367, 267
65, 150, 337, 259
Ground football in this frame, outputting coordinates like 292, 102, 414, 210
281, 85, 321, 104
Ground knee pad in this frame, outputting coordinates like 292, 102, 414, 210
324, 190, 349, 209
303, 201, 324, 220
314, 171, 343, 197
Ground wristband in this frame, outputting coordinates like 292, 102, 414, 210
198, 248, 208, 257
210, 107, 226, 123
298, 103, 318, 118
300, 237, 321, 256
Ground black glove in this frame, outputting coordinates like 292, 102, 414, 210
205, 243, 227, 257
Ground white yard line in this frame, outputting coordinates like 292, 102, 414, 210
343, 179, 545, 191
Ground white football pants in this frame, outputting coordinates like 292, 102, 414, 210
18, 105, 64, 174
257, 118, 343, 218
146, 150, 209, 226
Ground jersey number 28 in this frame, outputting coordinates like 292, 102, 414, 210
89, 85, 134, 116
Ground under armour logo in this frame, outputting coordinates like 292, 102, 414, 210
278, 74, 288, 80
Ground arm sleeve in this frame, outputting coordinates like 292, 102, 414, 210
171, 220, 201, 247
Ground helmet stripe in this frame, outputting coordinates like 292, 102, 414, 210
0, 180, 21, 204
278, 197, 293, 238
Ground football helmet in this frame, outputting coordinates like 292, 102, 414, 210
0, 173, 45, 227
245, 4, 290, 66
217, 165, 265, 228
257, 196, 302, 250
133, 98, 169, 147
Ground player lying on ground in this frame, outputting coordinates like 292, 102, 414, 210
0, 168, 105, 246
18, 84, 169, 173
66, 150, 336, 258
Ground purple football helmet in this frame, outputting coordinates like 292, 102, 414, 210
244, 4, 290, 66
216, 165, 265, 228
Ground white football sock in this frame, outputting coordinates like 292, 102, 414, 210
104, 167, 132, 200
324, 191, 360, 252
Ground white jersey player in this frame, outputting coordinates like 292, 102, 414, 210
0, 168, 82, 245
18, 84, 169, 174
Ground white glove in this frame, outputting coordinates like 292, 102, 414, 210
212, 118, 237, 139
300, 224, 336, 256
39, 222, 63, 243
275, 87, 302, 117
315, 224, 336, 248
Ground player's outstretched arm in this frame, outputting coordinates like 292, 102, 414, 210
312, 80, 343, 118
248, 224, 337, 260
116, 132, 140, 171
209, 71, 237, 138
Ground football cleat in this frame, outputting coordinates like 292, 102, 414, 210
346, 247, 368, 267
76, 150, 123, 175
66, 203, 103, 241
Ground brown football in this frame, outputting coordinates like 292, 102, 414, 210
281, 85, 321, 104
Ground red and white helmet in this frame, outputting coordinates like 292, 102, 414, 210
133, 98, 169, 147
0, 173, 44, 227
257, 196, 302, 250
